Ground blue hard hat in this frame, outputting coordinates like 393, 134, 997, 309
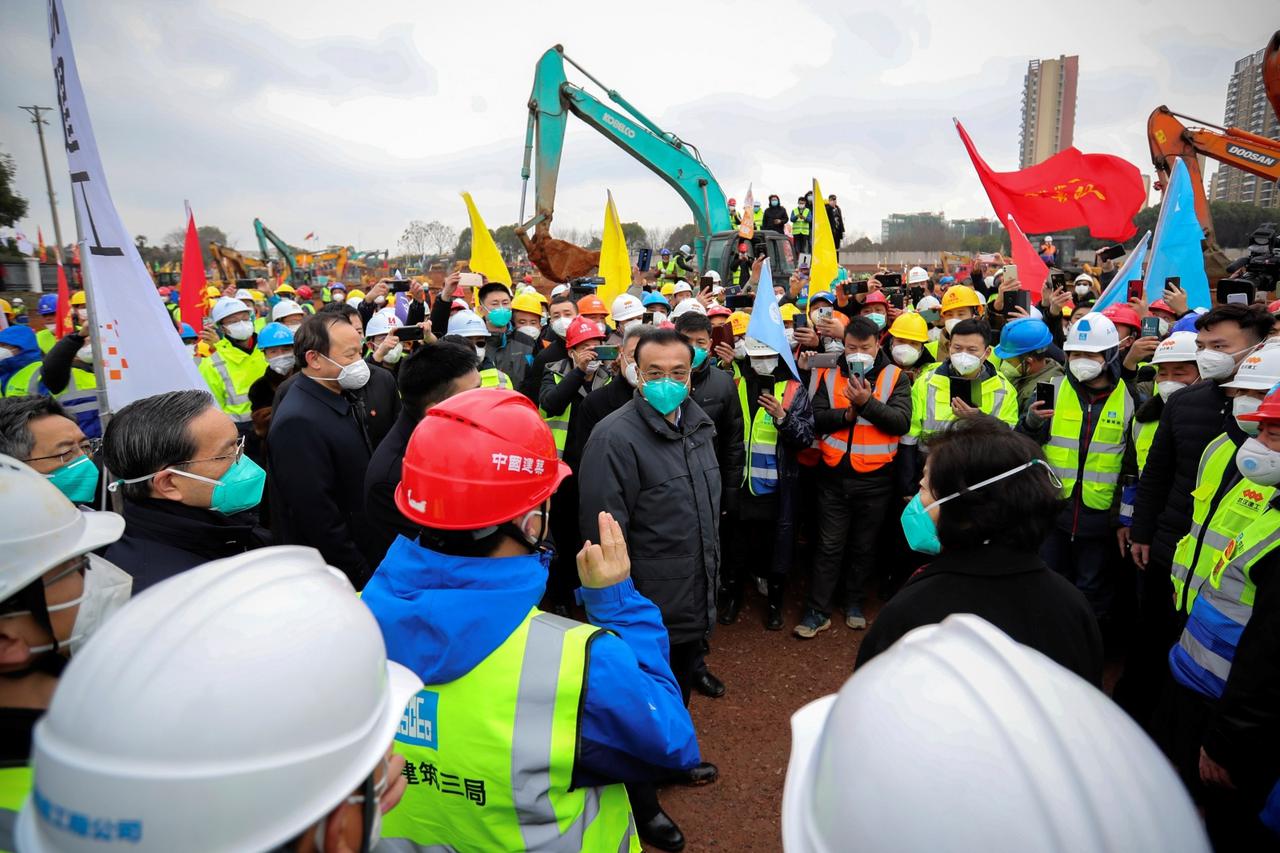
179, 323, 198, 341
1172, 312, 1202, 334
660, 248, 671, 256
37, 294, 58, 315
169, 290, 181, 304
808, 289, 834, 305
642, 292, 668, 308
993, 317, 1053, 359
939, 275, 955, 285
256, 321, 294, 350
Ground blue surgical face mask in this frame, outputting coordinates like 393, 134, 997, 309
487, 307, 512, 328
691, 346, 709, 369
46, 454, 100, 504
640, 377, 689, 416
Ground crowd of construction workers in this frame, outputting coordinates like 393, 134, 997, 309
0, 226, 1276, 850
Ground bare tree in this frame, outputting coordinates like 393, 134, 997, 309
645, 225, 672, 252
420, 221, 457, 257
399, 220, 430, 258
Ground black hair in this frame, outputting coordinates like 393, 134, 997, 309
294, 312, 350, 363
673, 312, 713, 335
950, 318, 991, 346
0, 396, 70, 460
844, 315, 880, 343
478, 282, 511, 304
102, 390, 215, 502
318, 301, 359, 322
924, 415, 1063, 553
549, 295, 576, 311
1196, 303, 1274, 343
633, 328, 694, 366
398, 341, 480, 421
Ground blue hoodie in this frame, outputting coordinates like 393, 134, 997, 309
362, 536, 700, 787
0, 325, 42, 394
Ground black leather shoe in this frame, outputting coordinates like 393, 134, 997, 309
636, 809, 685, 852
681, 761, 719, 786
694, 670, 726, 698
766, 604, 784, 631
717, 594, 742, 625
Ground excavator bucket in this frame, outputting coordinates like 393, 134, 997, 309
518, 219, 601, 283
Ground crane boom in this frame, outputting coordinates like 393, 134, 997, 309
253, 218, 300, 281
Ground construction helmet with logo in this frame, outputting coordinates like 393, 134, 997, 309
940, 285, 982, 313
1064, 312, 1119, 354
446, 309, 488, 339
779, 304, 802, 322
37, 294, 57, 315
671, 298, 707, 319
907, 266, 929, 285
364, 312, 400, 340
611, 293, 644, 323
781, 615, 1209, 853
729, 311, 751, 336
577, 294, 608, 317
397, 389, 571, 530
270, 300, 305, 323
1150, 331, 1199, 365
16, 546, 422, 853
210, 297, 252, 325
888, 312, 929, 344
565, 315, 607, 349
1222, 342, 1280, 390
862, 290, 888, 307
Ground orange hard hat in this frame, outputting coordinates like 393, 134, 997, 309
396, 389, 571, 530
1101, 303, 1141, 331
565, 315, 606, 349
577, 294, 607, 316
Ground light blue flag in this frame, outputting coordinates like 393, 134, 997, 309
746, 259, 800, 381
1092, 232, 1151, 312
1143, 158, 1210, 309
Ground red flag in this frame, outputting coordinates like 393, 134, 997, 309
955, 120, 1144, 241
1005, 215, 1049, 301
37, 227, 47, 262
178, 205, 205, 332
54, 257, 71, 339
304, 231, 316, 241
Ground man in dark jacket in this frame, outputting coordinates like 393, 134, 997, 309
800, 316, 913, 638
269, 313, 376, 587
476, 281, 535, 388
762, 194, 789, 235
519, 295, 576, 402
825, 194, 845, 249
363, 341, 480, 563
564, 324, 652, 473
101, 389, 270, 594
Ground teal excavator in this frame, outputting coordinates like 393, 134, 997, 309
518, 45, 794, 285
254, 218, 300, 282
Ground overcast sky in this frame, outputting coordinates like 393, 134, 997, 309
1, 0, 1274, 254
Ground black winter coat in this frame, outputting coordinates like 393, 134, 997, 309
363, 411, 420, 565
856, 544, 1104, 685
521, 337, 569, 402
1132, 380, 1245, 566
104, 498, 271, 594
762, 204, 789, 234
578, 396, 722, 644
564, 376, 635, 474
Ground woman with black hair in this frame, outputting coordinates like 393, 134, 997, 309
855, 414, 1104, 685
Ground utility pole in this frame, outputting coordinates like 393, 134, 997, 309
19, 105, 66, 263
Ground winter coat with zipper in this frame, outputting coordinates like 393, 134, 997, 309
578, 395, 722, 645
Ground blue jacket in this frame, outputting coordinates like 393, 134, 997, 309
362, 538, 700, 787
0, 326, 41, 394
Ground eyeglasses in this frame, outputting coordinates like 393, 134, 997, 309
25, 438, 100, 466
173, 435, 245, 469
641, 369, 690, 383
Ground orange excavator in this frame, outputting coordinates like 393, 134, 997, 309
1147, 30, 1280, 280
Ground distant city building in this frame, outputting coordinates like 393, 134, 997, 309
881, 211, 945, 244
878, 213, 999, 248
1019, 55, 1079, 169
1209, 47, 1279, 209
948, 218, 1000, 240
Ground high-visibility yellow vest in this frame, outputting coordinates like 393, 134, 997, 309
0, 765, 32, 853
1171, 434, 1243, 612
35, 328, 57, 354
4, 362, 101, 438
656, 259, 680, 281
479, 367, 513, 390
791, 207, 811, 236
1043, 377, 1134, 511
1132, 417, 1158, 473
739, 378, 796, 495
197, 337, 267, 423
383, 608, 639, 852
538, 370, 570, 458
907, 368, 1016, 443
753, 209, 764, 228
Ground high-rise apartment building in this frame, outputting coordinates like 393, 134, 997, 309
1019, 55, 1079, 168
1208, 48, 1279, 209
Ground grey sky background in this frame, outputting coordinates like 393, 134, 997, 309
1, 0, 1275, 253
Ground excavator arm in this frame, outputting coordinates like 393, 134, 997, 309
519, 45, 732, 281
253, 218, 300, 281
207, 243, 262, 285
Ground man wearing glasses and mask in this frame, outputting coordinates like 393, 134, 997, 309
100, 389, 271, 594
0, 396, 101, 506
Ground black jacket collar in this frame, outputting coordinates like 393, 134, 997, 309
632, 392, 713, 440
910, 544, 1047, 582
121, 498, 261, 554
296, 372, 351, 415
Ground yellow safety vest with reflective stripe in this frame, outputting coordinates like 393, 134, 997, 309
538, 371, 571, 458
1170, 485, 1280, 699
383, 609, 639, 852
790, 208, 810, 236
1043, 377, 1133, 511
906, 368, 1016, 445
656, 259, 681, 281
739, 378, 790, 495
35, 328, 57, 354
1132, 417, 1158, 473
479, 368, 513, 390
196, 337, 267, 423
1170, 434, 1240, 612
0, 765, 32, 852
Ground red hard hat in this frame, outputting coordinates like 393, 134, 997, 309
157, 286, 171, 297
863, 290, 888, 306
1101, 303, 1141, 331
296, 285, 314, 299
396, 389, 571, 530
728, 198, 737, 205
1150, 299, 1175, 314
1269, 299, 1280, 315
577, 294, 607, 316
707, 304, 732, 318
1240, 387, 1280, 424
565, 315, 606, 349
451, 298, 469, 313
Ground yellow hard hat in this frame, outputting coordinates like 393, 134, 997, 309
347, 289, 366, 301
70, 291, 86, 307
729, 311, 750, 336
511, 292, 545, 315
888, 312, 930, 343
249, 290, 267, 302
779, 303, 802, 322
275, 283, 296, 295
660, 283, 675, 296
0, 299, 11, 315
940, 285, 982, 312
205, 286, 222, 298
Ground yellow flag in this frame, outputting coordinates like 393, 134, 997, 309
596, 191, 631, 315
810, 178, 838, 292
461, 192, 512, 288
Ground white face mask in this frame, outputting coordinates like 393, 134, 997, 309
623, 360, 640, 387
332, 292, 346, 303
382, 343, 404, 364
318, 354, 370, 390
1236, 436, 1280, 485
734, 340, 749, 360
950, 352, 981, 376
1234, 395, 1263, 435
515, 324, 540, 341
1158, 319, 1171, 337
0, 349, 12, 362
928, 326, 942, 342
1197, 345, 1257, 382
823, 338, 845, 354
944, 317, 963, 334
375, 295, 387, 306
585, 359, 602, 374
550, 316, 572, 338
474, 344, 487, 361
76, 343, 93, 364
1074, 285, 1092, 298
751, 356, 779, 376
12, 555, 133, 656
620, 319, 641, 333
1156, 380, 1187, 398
891, 343, 921, 366
224, 320, 254, 341
268, 354, 296, 375
75, 308, 88, 324
1068, 357, 1104, 382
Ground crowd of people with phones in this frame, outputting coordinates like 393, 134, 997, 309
2, 226, 1279, 850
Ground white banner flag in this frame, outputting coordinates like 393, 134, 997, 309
49, 0, 202, 410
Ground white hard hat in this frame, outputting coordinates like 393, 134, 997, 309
743, 336, 777, 357
611, 293, 644, 322
210, 297, 252, 324
450, 298, 470, 313
550, 284, 570, 298
16, 546, 423, 853
233, 288, 255, 302
782, 615, 1209, 853
1064, 312, 1119, 354
364, 312, 400, 339
348, 297, 364, 311
1044, 235, 1054, 242
1074, 273, 1095, 285
915, 295, 941, 312
907, 266, 929, 285
679, 244, 692, 254
704, 270, 722, 284
672, 281, 693, 295
270, 299, 304, 323
1223, 343, 1280, 390
670, 298, 707, 319
0, 454, 124, 603
447, 309, 488, 339
1150, 331, 1199, 365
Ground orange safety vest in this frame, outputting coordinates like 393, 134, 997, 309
816, 365, 902, 473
